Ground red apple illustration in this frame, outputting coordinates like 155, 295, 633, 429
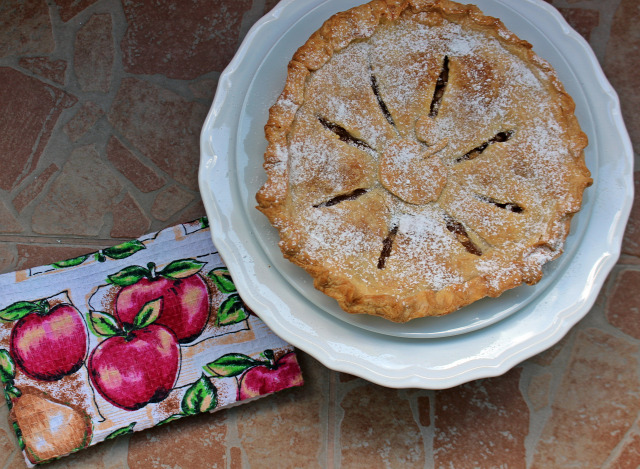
0, 300, 88, 381
204, 350, 303, 401
109, 260, 210, 343
87, 299, 180, 411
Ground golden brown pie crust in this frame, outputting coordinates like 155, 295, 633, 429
256, 0, 592, 322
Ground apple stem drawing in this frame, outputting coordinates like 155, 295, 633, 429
107, 259, 212, 344
87, 298, 181, 411
0, 298, 88, 382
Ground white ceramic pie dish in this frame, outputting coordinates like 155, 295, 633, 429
199, 0, 633, 388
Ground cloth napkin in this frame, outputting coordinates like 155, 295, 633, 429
0, 218, 303, 466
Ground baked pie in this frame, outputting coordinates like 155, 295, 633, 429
256, 0, 592, 322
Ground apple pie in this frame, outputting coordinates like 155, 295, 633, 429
256, 0, 592, 322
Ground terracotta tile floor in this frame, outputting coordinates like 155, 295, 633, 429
0, 0, 638, 467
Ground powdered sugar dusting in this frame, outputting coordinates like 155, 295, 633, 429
268, 11, 587, 305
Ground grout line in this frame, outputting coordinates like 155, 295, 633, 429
0, 235, 131, 245
327, 371, 337, 469
600, 411, 640, 468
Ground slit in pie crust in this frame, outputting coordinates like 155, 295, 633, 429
256, 0, 592, 323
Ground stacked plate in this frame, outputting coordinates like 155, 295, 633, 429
199, 0, 633, 389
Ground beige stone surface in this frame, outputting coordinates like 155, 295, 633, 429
0, 0, 637, 466
605, 429, 640, 469
234, 353, 327, 468
531, 329, 640, 468
107, 78, 207, 191
106, 137, 166, 193
74, 13, 113, 92
63, 101, 104, 142
13, 163, 59, 213
605, 0, 640, 150
528, 372, 552, 412
110, 192, 151, 239
151, 185, 196, 222
434, 368, 529, 468
340, 383, 425, 468
127, 412, 227, 468
606, 269, 640, 339
31, 145, 122, 236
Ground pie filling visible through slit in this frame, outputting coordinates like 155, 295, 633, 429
256, 0, 592, 323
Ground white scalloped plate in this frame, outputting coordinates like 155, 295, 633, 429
199, 0, 633, 389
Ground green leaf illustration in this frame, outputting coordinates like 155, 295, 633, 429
204, 353, 261, 378
0, 301, 43, 322
157, 414, 182, 426
4, 385, 20, 400
217, 295, 248, 326
105, 422, 136, 440
107, 265, 149, 286
0, 349, 15, 384
208, 268, 236, 294
262, 349, 275, 363
52, 254, 90, 269
159, 259, 206, 280
133, 298, 162, 329
200, 217, 209, 228
181, 374, 218, 415
12, 422, 24, 450
86, 312, 120, 338
103, 240, 146, 260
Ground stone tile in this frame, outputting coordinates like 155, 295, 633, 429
433, 368, 528, 468
120, 0, 252, 80
63, 101, 104, 142
264, 0, 280, 14
0, 67, 76, 191
74, 13, 114, 92
188, 78, 219, 101
339, 373, 359, 383
605, 0, 640, 150
606, 269, 640, 339
234, 352, 325, 468
110, 192, 151, 239
528, 372, 552, 412
531, 328, 640, 468
108, 77, 207, 190
31, 145, 122, 236
128, 412, 227, 468
0, 243, 17, 274
44, 439, 116, 469
106, 136, 165, 193
53, 0, 98, 22
0, 426, 17, 467
605, 430, 640, 469
15, 244, 95, 271
151, 185, 195, 222
0, 0, 54, 57
340, 383, 424, 468
622, 172, 640, 258
0, 199, 22, 233
13, 163, 59, 213
175, 200, 206, 225
18, 56, 67, 84
558, 8, 599, 42
528, 330, 572, 367
230, 446, 242, 469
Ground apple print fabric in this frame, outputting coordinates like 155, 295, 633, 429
0, 218, 303, 466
